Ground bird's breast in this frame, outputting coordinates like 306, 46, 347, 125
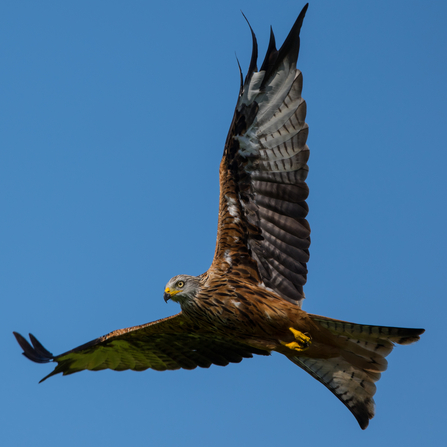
182, 283, 300, 340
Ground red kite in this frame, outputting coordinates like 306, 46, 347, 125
14, 4, 423, 429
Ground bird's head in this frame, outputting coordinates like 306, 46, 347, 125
164, 274, 201, 304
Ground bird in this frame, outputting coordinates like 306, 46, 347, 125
13, 3, 424, 430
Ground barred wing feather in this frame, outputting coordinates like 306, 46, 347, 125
213, 5, 310, 306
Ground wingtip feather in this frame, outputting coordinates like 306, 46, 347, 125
260, 3, 308, 90
13, 331, 53, 364
259, 26, 277, 73
29, 333, 54, 358
240, 11, 258, 83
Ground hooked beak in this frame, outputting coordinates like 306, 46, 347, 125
164, 287, 172, 303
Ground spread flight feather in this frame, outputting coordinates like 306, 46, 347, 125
14, 4, 424, 430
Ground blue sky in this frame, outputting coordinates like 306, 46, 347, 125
2, 0, 446, 445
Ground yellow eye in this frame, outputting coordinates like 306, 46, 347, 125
177, 281, 184, 288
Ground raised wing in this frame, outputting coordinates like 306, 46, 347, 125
211, 5, 310, 306
13, 313, 269, 382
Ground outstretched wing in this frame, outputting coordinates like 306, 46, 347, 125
13, 313, 269, 382
211, 4, 310, 307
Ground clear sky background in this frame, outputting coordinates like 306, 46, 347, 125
2, 1, 446, 445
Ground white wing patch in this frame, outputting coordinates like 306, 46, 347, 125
224, 249, 232, 266
225, 194, 241, 223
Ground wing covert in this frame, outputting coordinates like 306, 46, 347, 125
211, 4, 310, 307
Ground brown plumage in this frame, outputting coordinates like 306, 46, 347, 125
13, 4, 424, 430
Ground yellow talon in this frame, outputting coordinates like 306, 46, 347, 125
280, 327, 311, 352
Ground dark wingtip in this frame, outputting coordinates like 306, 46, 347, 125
39, 369, 59, 383
278, 2, 308, 61
240, 11, 258, 83
259, 26, 278, 73
13, 332, 53, 364
260, 3, 308, 89
29, 333, 54, 358
235, 54, 244, 96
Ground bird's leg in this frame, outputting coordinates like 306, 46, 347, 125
280, 327, 311, 352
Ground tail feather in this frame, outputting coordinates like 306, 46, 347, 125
290, 316, 424, 429
290, 355, 376, 429
311, 315, 423, 346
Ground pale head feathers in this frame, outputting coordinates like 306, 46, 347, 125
164, 274, 201, 304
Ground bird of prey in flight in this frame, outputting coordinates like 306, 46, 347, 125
14, 4, 424, 429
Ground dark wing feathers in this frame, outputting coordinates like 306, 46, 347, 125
259, 27, 277, 73
14, 332, 53, 364
241, 12, 258, 84
213, 4, 310, 306
14, 313, 269, 382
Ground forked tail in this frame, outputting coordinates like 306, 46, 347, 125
290, 315, 424, 429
